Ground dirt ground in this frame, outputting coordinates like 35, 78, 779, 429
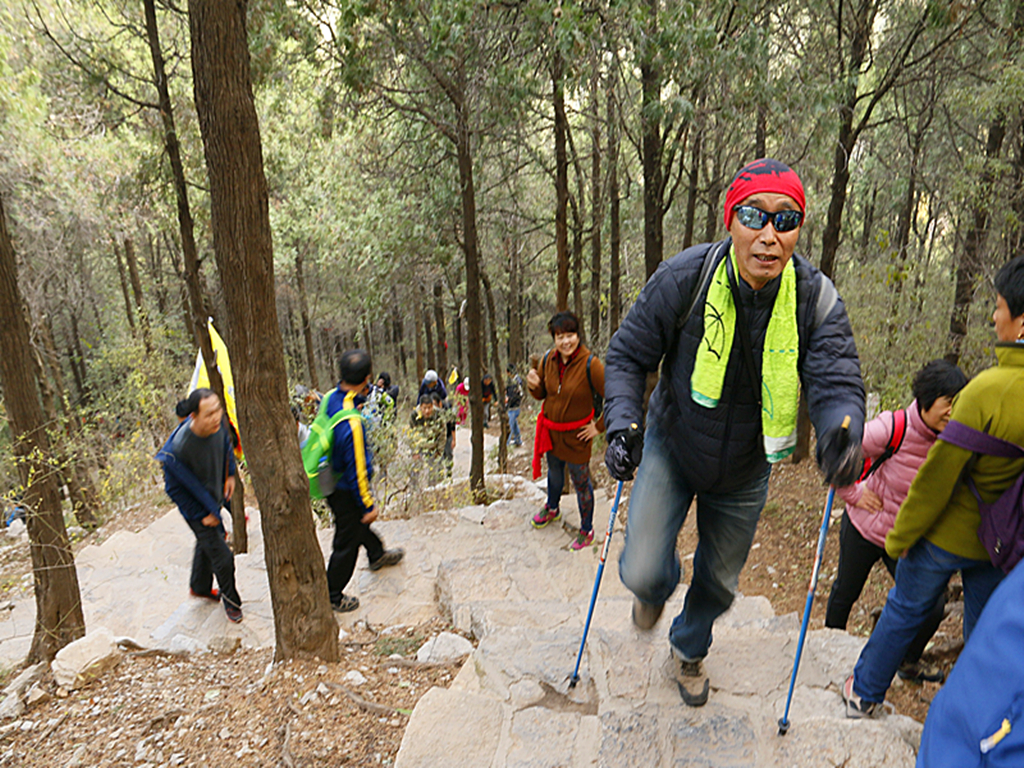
0, 618, 467, 767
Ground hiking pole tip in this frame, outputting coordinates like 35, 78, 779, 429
777, 717, 790, 736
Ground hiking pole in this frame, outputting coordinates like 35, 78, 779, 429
778, 416, 850, 736
569, 480, 624, 689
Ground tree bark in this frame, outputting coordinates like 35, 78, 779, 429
507, 235, 523, 366
124, 237, 152, 353
391, 286, 407, 381
144, 0, 225, 403
608, 78, 621, 338
294, 247, 319, 391
423, 288, 436, 372
433, 279, 447, 375
641, 0, 663, 280
481, 269, 508, 473
455, 103, 486, 502
554, 48, 570, 311
112, 239, 136, 332
187, 0, 338, 662
946, 114, 1007, 364
413, 296, 425, 382
589, 87, 602, 351
683, 129, 700, 250
0, 192, 86, 662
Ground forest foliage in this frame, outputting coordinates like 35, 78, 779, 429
1, 0, 1023, 507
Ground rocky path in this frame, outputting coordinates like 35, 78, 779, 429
1, 453, 921, 766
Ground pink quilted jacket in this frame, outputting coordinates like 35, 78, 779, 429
837, 399, 938, 548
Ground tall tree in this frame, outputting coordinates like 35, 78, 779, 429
0, 193, 85, 663
187, 0, 338, 662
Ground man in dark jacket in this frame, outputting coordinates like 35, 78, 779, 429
604, 158, 865, 705
157, 388, 243, 623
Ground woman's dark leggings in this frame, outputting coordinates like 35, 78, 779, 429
825, 512, 946, 664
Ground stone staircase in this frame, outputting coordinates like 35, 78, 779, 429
368, 487, 922, 768
0, 464, 923, 766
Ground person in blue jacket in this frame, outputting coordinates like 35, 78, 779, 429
324, 349, 404, 613
156, 389, 242, 623
916, 552, 1024, 767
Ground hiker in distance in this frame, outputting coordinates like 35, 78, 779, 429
843, 255, 1024, 718
603, 158, 865, 706
322, 349, 404, 613
157, 388, 244, 623
825, 359, 968, 685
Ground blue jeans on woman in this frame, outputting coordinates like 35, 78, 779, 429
618, 421, 771, 661
507, 408, 521, 446
546, 452, 595, 532
852, 538, 1003, 704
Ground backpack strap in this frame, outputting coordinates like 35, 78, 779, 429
859, 408, 908, 481
939, 421, 1024, 459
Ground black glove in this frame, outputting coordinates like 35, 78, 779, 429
605, 424, 644, 481
818, 424, 863, 487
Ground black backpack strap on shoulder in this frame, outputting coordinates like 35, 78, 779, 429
813, 273, 839, 331
664, 240, 728, 368
586, 353, 603, 417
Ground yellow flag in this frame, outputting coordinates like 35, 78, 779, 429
188, 320, 243, 459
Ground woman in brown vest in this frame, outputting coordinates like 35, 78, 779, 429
527, 312, 605, 550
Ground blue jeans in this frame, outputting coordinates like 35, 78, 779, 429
546, 452, 595, 532
619, 422, 771, 660
853, 539, 1003, 703
507, 408, 521, 445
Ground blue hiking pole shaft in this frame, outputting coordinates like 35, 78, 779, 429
779, 484, 836, 734
570, 481, 624, 685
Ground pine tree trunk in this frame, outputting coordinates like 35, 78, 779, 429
589, 88, 603, 351
187, 0, 338, 662
481, 269, 508, 473
683, 129, 700, 250
423, 290, 436, 372
554, 48, 570, 312
113, 240, 136, 332
455, 103, 486, 502
433, 279, 447, 375
295, 248, 320, 391
0, 192, 86, 662
608, 80, 621, 338
124, 237, 153, 353
641, 0, 663, 280
413, 297, 425, 382
144, 0, 224, 403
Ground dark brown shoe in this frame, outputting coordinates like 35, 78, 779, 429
631, 597, 664, 631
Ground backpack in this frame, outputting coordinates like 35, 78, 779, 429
301, 389, 362, 499
939, 420, 1024, 574
857, 408, 908, 482
542, 351, 603, 418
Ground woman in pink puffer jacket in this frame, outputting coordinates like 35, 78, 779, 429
825, 359, 968, 683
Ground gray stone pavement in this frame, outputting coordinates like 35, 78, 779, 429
0, 450, 921, 765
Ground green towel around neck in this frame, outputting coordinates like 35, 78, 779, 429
690, 247, 800, 463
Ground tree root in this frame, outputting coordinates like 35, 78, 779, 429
322, 681, 405, 716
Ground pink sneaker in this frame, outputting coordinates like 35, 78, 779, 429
570, 530, 594, 550
531, 506, 561, 529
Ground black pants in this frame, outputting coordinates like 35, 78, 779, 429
825, 512, 945, 664
326, 489, 385, 605
187, 518, 242, 609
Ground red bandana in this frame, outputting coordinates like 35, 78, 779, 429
723, 158, 806, 228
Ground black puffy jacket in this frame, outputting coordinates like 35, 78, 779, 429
604, 239, 865, 493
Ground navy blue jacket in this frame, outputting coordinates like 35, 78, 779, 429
418, 379, 448, 402
604, 239, 864, 493
917, 560, 1021, 767
325, 388, 376, 514
156, 420, 237, 522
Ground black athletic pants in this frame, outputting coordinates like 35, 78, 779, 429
187, 518, 242, 609
326, 488, 385, 605
825, 512, 945, 664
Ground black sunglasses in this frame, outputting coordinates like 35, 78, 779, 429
733, 205, 803, 233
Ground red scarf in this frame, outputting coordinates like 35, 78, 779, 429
532, 404, 594, 480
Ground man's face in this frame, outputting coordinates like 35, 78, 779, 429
993, 294, 1024, 342
421, 401, 434, 418
727, 192, 802, 290
191, 395, 223, 438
